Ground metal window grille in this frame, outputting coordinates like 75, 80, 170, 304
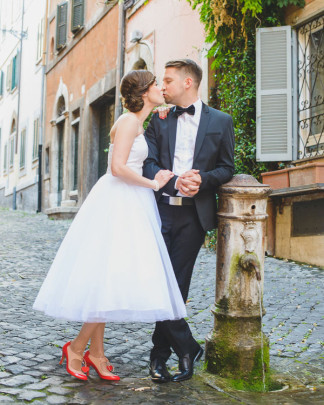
297, 14, 324, 159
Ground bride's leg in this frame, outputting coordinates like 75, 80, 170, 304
86, 323, 118, 378
69, 323, 100, 373
89, 323, 105, 357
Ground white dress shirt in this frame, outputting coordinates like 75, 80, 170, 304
172, 98, 202, 197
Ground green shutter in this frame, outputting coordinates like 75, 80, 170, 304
11, 56, 16, 90
56, 2, 68, 50
33, 119, 39, 160
71, 0, 84, 33
6, 62, 12, 91
20, 129, 26, 168
15, 51, 19, 88
4, 143, 7, 172
0, 71, 3, 95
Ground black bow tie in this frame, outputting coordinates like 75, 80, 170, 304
174, 104, 195, 117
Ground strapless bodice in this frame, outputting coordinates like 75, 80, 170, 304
107, 134, 148, 176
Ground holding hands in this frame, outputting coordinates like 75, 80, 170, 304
176, 169, 201, 197
153, 169, 201, 196
154, 170, 174, 190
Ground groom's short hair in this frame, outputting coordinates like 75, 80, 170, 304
165, 59, 202, 88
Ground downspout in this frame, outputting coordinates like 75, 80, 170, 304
114, 1, 126, 120
37, 0, 49, 213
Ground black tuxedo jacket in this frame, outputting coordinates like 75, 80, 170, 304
143, 102, 235, 231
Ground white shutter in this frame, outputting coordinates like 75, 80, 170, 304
256, 26, 293, 161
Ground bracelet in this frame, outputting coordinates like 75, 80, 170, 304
152, 180, 160, 192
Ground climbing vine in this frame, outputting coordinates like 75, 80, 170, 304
188, 0, 305, 179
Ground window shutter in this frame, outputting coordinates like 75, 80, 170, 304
4, 143, 8, 172
20, 129, 26, 168
71, 0, 84, 33
33, 119, 39, 160
0, 71, 3, 95
256, 26, 293, 161
56, 2, 68, 50
6, 61, 12, 91
14, 51, 19, 89
11, 55, 16, 90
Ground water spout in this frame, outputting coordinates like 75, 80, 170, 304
239, 253, 261, 281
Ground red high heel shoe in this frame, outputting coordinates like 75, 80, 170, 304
59, 342, 89, 381
84, 350, 120, 381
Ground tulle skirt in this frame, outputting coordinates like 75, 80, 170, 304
33, 173, 187, 323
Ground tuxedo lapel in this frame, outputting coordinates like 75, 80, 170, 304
193, 103, 210, 163
168, 110, 178, 167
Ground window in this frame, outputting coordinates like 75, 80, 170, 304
3, 142, 8, 174
5, 53, 19, 92
297, 15, 324, 159
6, 62, 12, 91
33, 118, 39, 160
20, 128, 26, 169
71, 0, 84, 33
256, 26, 293, 162
256, 16, 324, 162
9, 136, 14, 168
36, 19, 44, 61
45, 146, 50, 174
0, 70, 4, 96
56, 2, 68, 51
11, 52, 19, 90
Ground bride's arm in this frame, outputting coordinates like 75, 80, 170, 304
111, 115, 173, 189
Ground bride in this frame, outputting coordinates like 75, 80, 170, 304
33, 70, 187, 381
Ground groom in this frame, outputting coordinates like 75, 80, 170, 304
143, 59, 235, 382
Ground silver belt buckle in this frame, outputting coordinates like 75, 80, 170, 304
169, 196, 182, 206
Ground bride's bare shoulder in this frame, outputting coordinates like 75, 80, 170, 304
110, 113, 139, 141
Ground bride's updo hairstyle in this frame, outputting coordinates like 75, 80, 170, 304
120, 70, 156, 112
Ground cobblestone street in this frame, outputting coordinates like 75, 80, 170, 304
0, 207, 323, 404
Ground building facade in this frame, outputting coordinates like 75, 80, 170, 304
43, 0, 119, 218
124, 0, 209, 102
257, 0, 324, 266
0, 0, 46, 212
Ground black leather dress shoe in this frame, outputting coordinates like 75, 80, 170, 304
171, 347, 204, 382
150, 358, 171, 383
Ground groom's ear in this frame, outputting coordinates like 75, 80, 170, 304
184, 77, 193, 89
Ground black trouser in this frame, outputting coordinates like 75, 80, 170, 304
150, 202, 206, 361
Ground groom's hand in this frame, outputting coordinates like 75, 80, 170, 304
176, 170, 201, 197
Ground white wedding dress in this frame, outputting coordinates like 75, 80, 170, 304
33, 134, 187, 323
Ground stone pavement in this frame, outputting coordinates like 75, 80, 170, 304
0, 207, 323, 404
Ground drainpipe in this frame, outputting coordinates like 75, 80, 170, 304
13, 0, 25, 210
114, 0, 126, 120
37, 0, 49, 213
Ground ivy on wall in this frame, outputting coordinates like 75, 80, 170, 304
188, 0, 305, 179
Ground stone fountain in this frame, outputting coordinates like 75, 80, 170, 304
205, 174, 272, 389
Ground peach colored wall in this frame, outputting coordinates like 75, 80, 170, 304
125, 0, 206, 83
274, 200, 324, 267
46, 5, 118, 130
285, 0, 323, 25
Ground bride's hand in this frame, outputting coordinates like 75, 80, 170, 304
154, 170, 174, 189
153, 106, 171, 120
